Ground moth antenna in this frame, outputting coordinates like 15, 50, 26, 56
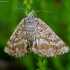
18, 8, 29, 15
35, 10, 53, 13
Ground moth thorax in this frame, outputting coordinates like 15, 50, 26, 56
25, 15, 36, 44
26, 24, 35, 43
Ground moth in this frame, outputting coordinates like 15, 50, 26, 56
4, 13, 69, 57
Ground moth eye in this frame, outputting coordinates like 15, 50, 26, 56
32, 15, 34, 18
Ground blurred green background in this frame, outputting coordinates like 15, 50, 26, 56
0, 0, 70, 70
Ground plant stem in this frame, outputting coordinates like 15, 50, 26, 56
36, 56, 47, 70
23, 0, 34, 15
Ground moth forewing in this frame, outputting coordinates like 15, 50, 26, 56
32, 18, 69, 57
4, 18, 31, 57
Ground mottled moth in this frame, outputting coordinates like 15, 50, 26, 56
4, 13, 69, 57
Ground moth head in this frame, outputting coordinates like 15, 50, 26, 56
27, 13, 35, 19
25, 13, 35, 23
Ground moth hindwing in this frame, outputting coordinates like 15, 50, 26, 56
4, 13, 69, 57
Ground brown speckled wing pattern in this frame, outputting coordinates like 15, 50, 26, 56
4, 13, 69, 57
32, 18, 69, 57
4, 19, 31, 57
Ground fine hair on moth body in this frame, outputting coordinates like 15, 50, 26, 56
4, 10, 69, 57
